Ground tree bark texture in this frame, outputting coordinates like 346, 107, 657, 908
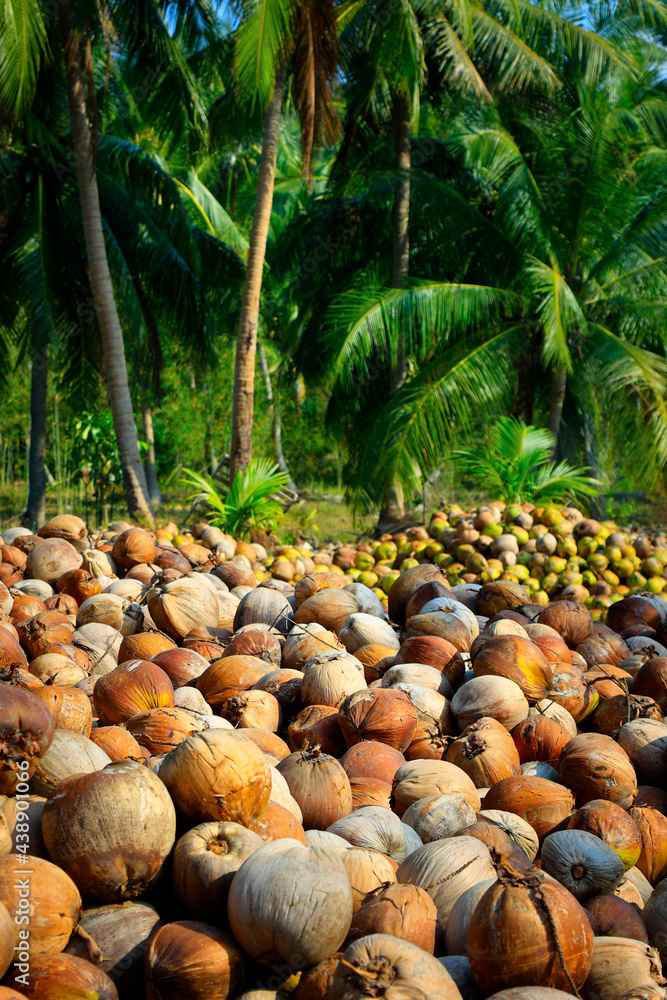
547, 366, 568, 459
379, 92, 412, 527
25, 345, 48, 531
390, 91, 411, 394
229, 62, 288, 482
58, 0, 153, 523
141, 405, 162, 507
257, 343, 298, 492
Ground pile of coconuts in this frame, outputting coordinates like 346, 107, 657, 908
314, 503, 667, 621
0, 511, 667, 999
157, 500, 667, 621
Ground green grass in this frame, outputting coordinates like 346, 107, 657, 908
0, 483, 26, 529
3, 477, 667, 541
280, 499, 367, 545
0, 483, 364, 545
0, 478, 369, 543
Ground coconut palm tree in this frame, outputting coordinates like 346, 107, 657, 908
332, 0, 667, 521
227, 0, 340, 481
0, 0, 219, 521
61, 1, 158, 521
0, 51, 244, 527
451, 416, 602, 504
310, 62, 667, 513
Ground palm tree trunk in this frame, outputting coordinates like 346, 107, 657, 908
258, 341, 273, 404
229, 61, 288, 483
272, 396, 297, 494
579, 364, 605, 519
25, 345, 48, 531
299, 10, 315, 187
515, 338, 536, 425
547, 366, 567, 459
141, 405, 162, 508
58, 1, 153, 524
390, 91, 411, 393
378, 92, 411, 529
257, 343, 298, 493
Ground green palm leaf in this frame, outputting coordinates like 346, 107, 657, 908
588, 322, 667, 467
234, 0, 294, 109
346, 326, 525, 511
491, 416, 554, 461
487, 0, 627, 84
108, 0, 209, 141
175, 171, 250, 256
180, 468, 228, 518
469, 8, 560, 93
524, 258, 587, 371
181, 460, 289, 538
446, 113, 551, 255
425, 13, 489, 99
529, 461, 603, 504
0, 0, 47, 120
323, 279, 519, 389
452, 416, 602, 503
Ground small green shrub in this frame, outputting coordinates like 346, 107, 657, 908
451, 417, 603, 505
181, 459, 288, 538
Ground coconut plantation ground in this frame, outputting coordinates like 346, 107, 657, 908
2, 507, 667, 997
3, 1, 667, 532
1, 479, 666, 546
4, 1, 667, 995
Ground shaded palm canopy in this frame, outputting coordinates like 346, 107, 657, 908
0, 0, 243, 520
1, 0, 667, 521
286, 0, 667, 513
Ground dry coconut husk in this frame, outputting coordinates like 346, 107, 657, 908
331, 933, 461, 1000
581, 937, 666, 1000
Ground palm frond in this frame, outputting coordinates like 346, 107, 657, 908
486, 0, 627, 84
181, 460, 288, 537
425, 13, 490, 100
160, 0, 221, 47
441, 0, 474, 48
603, 0, 667, 35
470, 8, 560, 93
346, 326, 525, 512
180, 468, 228, 517
529, 461, 603, 503
108, 0, 208, 140
11, 171, 59, 347
525, 258, 586, 371
234, 0, 294, 110
335, 0, 368, 33
97, 136, 191, 236
323, 279, 518, 389
450, 449, 509, 496
588, 322, 667, 467
228, 457, 289, 508
0, 0, 48, 121
446, 113, 551, 255
175, 171, 249, 256
491, 415, 554, 460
